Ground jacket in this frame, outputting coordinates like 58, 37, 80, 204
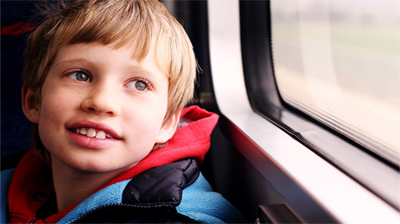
1, 106, 245, 223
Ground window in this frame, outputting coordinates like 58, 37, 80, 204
239, 0, 399, 213
270, 0, 399, 166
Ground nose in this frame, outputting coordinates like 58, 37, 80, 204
81, 82, 121, 116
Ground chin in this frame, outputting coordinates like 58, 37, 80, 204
75, 160, 136, 174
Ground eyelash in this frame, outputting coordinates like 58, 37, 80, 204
65, 70, 92, 82
126, 78, 153, 92
64, 70, 153, 92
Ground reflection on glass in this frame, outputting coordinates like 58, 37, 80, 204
271, 0, 399, 165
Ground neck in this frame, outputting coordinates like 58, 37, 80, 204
50, 156, 125, 212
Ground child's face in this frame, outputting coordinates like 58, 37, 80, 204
23, 42, 179, 173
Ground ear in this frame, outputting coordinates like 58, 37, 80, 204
21, 85, 40, 123
155, 110, 181, 143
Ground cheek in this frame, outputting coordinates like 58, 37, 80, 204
37, 90, 77, 143
123, 100, 167, 140
38, 91, 72, 123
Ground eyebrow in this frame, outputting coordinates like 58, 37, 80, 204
126, 65, 154, 77
54, 58, 156, 78
53, 59, 91, 69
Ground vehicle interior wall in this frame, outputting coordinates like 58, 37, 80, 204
203, 1, 400, 223
167, 1, 300, 222
204, 123, 296, 222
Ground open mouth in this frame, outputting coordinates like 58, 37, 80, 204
69, 128, 114, 139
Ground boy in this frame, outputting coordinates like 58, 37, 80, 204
1, 0, 244, 223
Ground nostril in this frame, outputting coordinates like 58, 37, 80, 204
81, 93, 121, 116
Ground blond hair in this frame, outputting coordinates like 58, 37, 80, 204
22, 0, 197, 162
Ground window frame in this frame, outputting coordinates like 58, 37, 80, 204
207, 0, 400, 222
240, 0, 400, 210
240, 1, 400, 210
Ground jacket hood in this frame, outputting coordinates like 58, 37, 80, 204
103, 105, 219, 188
5, 105, 219, 223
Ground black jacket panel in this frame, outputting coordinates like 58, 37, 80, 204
72, 158, 200, 223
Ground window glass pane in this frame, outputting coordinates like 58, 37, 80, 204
270, 0, 399, 165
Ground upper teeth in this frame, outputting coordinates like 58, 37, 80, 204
75, 128, 112, 139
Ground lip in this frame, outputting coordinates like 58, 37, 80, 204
67, 131, 119, 149
66, 120, 121, 149
68, 120, 122, 139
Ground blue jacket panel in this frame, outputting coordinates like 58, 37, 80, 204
2, 159, 245, 223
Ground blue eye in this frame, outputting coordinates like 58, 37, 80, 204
67, 71, 91, 82
127, 80, 148, 91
